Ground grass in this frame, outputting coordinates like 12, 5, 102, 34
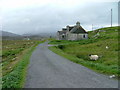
2, 40, 44, 88
2, 46, 34, 88
2, 40, 42, 76
49, 26, 119, 76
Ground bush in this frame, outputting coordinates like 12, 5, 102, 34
56, 40, 61, 42
57, 45, 65, 50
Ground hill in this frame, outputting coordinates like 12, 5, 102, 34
1, 31, 23, 40
49, 26, 119, 76
1, 31, 21, 37
23, 32, 56, 38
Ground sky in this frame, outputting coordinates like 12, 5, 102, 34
0, 0, 119, 35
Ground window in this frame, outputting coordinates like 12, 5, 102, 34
83, 35, 85, 38
62, 35, 65, 38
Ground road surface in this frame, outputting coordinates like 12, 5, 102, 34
25, 42, 118, 88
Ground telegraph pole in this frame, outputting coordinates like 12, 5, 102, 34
111, 9, 112, 27
92, 24, 93, 31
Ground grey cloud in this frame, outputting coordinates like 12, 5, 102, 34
3, 2, 118, 34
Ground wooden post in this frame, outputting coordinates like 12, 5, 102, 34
111, 9, 112, 27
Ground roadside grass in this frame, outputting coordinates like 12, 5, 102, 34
2, 47, 33, 88
49, 26, 119, 76
2, 40, 44, 88
2, 40, 42, 76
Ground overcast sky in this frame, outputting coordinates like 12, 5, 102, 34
0, 0, 119, 35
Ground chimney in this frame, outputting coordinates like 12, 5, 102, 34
76, 21, 80, 27
66, 25, 69, 31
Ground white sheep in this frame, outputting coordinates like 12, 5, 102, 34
109, 75, 115, 79
106, 46, 109, 49
89, 55, 99, 60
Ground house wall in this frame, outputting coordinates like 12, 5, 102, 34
68, 33, 88, 40
57, 34, 67, 40
57, 32, 60, 40
84, 34, 88, 39
60, 35, 66, 40
57, 31, 88, 40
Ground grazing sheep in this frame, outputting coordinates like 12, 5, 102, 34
109, 75, 115, 79
106, 46, 109, 49
89, 55, 99, 60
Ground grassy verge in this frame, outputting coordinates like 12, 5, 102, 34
49, 46, 118, 76
2, 40, 43, 76
2, 41, 43, 88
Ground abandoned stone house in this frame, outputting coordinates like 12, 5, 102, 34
57, 22, 88, 40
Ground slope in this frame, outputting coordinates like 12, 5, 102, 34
49, 26, 119, 76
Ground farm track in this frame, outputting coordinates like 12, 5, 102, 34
25, 42, 118, 88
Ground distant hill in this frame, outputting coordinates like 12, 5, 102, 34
0, 31, 23, 40
0, 31, 21, 37
1, 31, 56, 40
23, 32, 56, 37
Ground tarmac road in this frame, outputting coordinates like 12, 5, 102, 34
25, 42, 118, 88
